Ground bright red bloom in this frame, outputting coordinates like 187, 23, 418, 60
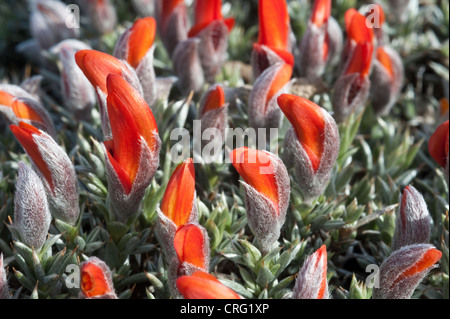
104, 74, 158, 194
160, 158, 196, 227
230, 147, 279, 213
10, 122, 53, 190
277, 94, 326, 172
428, 120, 449, 168
177, 271, 241, 299
126, 17, 156, 69
345, 9, 374, 44
376, 47, 394, 78
174, 224, 208, 269
200, 85, 225, 116
311, 0, 331, 28
254, 0, 293, 66
188, 0, 234, 38
75, 49, 132, 94
80, 257, 116, 298
345, 42, 374, 78
0, 91, 43, 124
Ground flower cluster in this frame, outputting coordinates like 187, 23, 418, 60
0, 0, 447, 302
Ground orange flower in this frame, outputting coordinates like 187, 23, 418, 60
230, 147, 279, 213
428, 120, 449, 168
277, 94, 326, 172
75, 49, 134, 94
80, 257, 116, 299
375, 46, 394, 79
174, 224, 208, 270
345, 9, 374, 45
188, 0, 234, 38
177, 271, 241, 299
160, 158, 196, 227
254, 0, 293, 66
10, 122, 53, 190
125, 17, 156, 69
344, 42, 374, 78
311, 0, 331, 28
200, 85, 225, 116
0, 91, 43, 124
104, 74, 159, 194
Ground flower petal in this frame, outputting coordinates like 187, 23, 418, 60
174, 224, 207, 269
176, 271, 241, 299
127, 17, 156, 69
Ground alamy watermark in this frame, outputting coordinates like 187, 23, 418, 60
65, 4, 80, 29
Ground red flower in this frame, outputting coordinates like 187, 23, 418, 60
188, 0, 234, 38
177, 271, 241, 299
80, 257, 117, 299
230, 147, 290, 253
428, 120, 449, 169
160, 158, 196, 227
174, 224, 209, 271
123, 17, 156, 69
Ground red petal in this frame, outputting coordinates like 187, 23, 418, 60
311, 0, 331, 27
201, 85, 225, 116
162, 0, 185, 24
12, 100, 44, 123
345, 42, 374, 77
176, 271, 241, 299
345, 10, 374, 44
230, 147, 279, 213
80, 262, 111, 298
106, 74, 158, 151
10, 122, 53, 189
75, 50, 128, 93
277, 94, 326, 172
257, 0, 291, 52
265, 63, 293, 112
314, 245, 328, 299
127, 17, 156, 69
0, 90, 15, 107
394, 248, 442, 285
376, 47, 394, 79
160, 158, 196, 227
193, 0, 223, 28
428, 120, 449, 168
174, 224, 207, 269
106, 78, 143, 188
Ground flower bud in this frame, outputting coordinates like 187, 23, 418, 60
103, 74, 161, 222
391, 186, 431, 251
0, 254, 11, 299
75, 49, 143, 138
168, 223, 211, 297
332, 41, 373, 123
428, 120, 449, 184
29, 0, 79, 50
198, 85, 228, 148
187, 0, 234, 83
80, 257, 117, 299
51, 39, 96, 121
155, 0, 188, 57
251, 0, 294, 79
84, 0, 117, 35
230, 147, 290, 254
14, 162, 52, 251
278, 94, 340, 201
177, 271, 241, 299
114, 17, 157, 106
0, 86, 56, 137
248, 62, 293, 130
172, 38, 205, 95
296, 0, 343, 80
373, 244, 442, 299
10, 122, 80, 225
370, 46, 404, 116
293, 245, 329, 299
157, 158, 197, 249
